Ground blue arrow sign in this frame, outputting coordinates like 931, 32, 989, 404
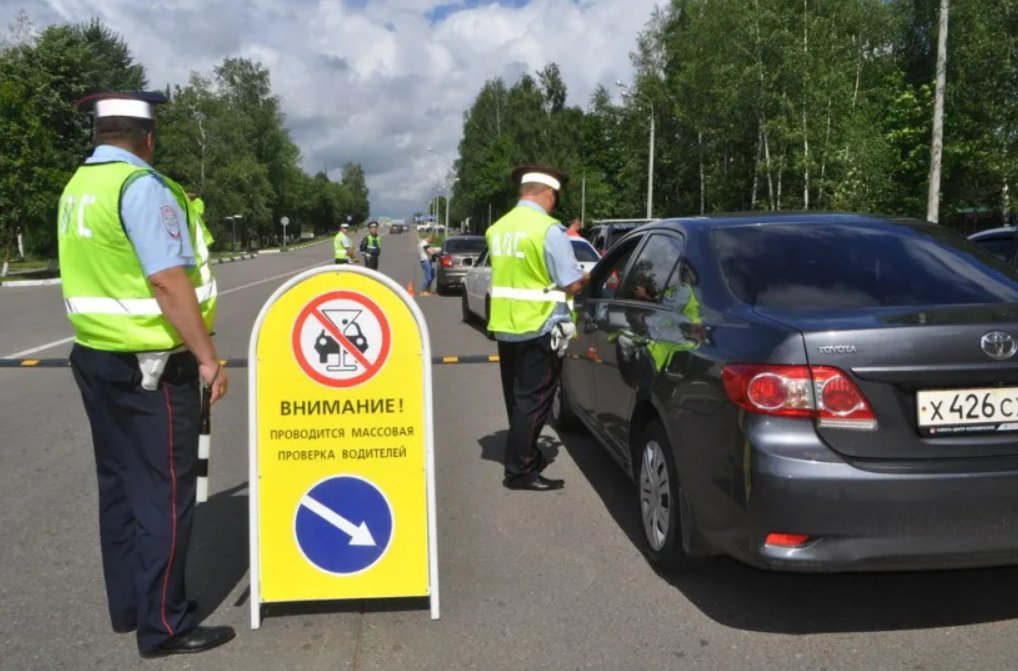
294, 476, 394, 575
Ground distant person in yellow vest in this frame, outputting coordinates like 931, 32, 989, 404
335, 222, 357, 264
58, 91, 234, 658
360, 220, 382, 270
486, 164, 589, 491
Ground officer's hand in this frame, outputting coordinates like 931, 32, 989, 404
200, 360, 228, 405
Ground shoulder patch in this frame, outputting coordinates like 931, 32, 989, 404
161, 205, 181, 239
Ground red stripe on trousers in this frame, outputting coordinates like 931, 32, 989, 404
160, 384, 178, 637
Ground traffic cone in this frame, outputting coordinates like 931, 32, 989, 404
406, 281, 416, 298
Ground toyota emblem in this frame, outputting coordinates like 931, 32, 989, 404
981, 331, 1017, 360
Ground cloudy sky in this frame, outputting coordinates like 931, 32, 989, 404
3, 0, 661, 216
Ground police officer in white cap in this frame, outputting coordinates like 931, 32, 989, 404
486, 164, 589, 491
58, 91, 234, 657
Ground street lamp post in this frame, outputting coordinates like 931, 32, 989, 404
617, 82, 655, 219
427, 147, 457, 232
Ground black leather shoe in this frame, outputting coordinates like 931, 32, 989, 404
502, 474, 564, 491
139, 625, 235, 658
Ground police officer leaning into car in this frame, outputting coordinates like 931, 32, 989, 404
58, 91, 234, 658
487, 164, 589, 491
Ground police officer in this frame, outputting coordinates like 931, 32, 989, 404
486, 165, 589, 491
361, 220, 382, 270
58, 92, 234, 657
335, 222, 357, 264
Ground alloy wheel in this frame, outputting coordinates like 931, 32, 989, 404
639, 439, 671, 552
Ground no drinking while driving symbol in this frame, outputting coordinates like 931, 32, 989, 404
292, 291, 392, 388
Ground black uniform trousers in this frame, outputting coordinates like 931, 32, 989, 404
70, 344, 199, 652
365, 253, 380, 270
497, 333, 562, 479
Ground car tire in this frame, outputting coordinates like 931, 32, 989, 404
461, 291, 472, 323
550, 376, 580, 432
637, 420, 698, 572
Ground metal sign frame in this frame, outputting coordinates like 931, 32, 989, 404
247, 265, 439, 628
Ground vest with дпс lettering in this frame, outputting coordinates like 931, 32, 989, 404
486, 205, 566, 335
58, 161, 217, 352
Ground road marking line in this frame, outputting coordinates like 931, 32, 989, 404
4, 336, 76, 359
218, 261, 328, 296
1, 261, 328, 358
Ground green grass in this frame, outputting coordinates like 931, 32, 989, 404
5, 258, 51, 272
1, 257, 57, 280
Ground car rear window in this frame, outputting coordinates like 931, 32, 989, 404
714, 222, 1018, 309
444, 238, 486, 254
970, 234, 1015, 261
570, 240, 600, 262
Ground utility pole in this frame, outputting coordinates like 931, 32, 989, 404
926, 0, 949, 224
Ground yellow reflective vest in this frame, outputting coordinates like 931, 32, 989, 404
58, 162, 217, 352
486, 205, 565, 335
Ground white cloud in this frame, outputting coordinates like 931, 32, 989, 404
3, 0, 661, 215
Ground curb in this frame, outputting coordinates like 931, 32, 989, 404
260, 239, 332, 255
1, 240, 331, 287
213, 253, 259, 263
0, 277, 62, 288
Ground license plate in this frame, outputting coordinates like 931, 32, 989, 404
917, 387, 1018, 435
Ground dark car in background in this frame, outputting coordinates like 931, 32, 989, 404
968, 226, 1017, 265
436, 235, 487, 294
555, 213, 1018, 573
587, 219, 654, 255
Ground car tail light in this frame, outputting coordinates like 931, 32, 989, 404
440, 255, 453, 268
722, 364, 876, 430
765, 533, 810, 548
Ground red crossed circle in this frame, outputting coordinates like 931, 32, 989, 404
291, 291, 391, 388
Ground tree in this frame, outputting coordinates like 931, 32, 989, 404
0, 18, 145, 260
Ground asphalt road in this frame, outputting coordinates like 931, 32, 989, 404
2, 232, 1018, 670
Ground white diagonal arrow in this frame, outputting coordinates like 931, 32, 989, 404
300, 494, 377, 547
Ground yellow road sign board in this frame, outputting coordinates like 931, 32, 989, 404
248, 266, 438, 627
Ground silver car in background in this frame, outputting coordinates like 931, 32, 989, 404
436, 235, 486, 295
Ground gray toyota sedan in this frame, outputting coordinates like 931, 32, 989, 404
555, 213, 1018, 572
